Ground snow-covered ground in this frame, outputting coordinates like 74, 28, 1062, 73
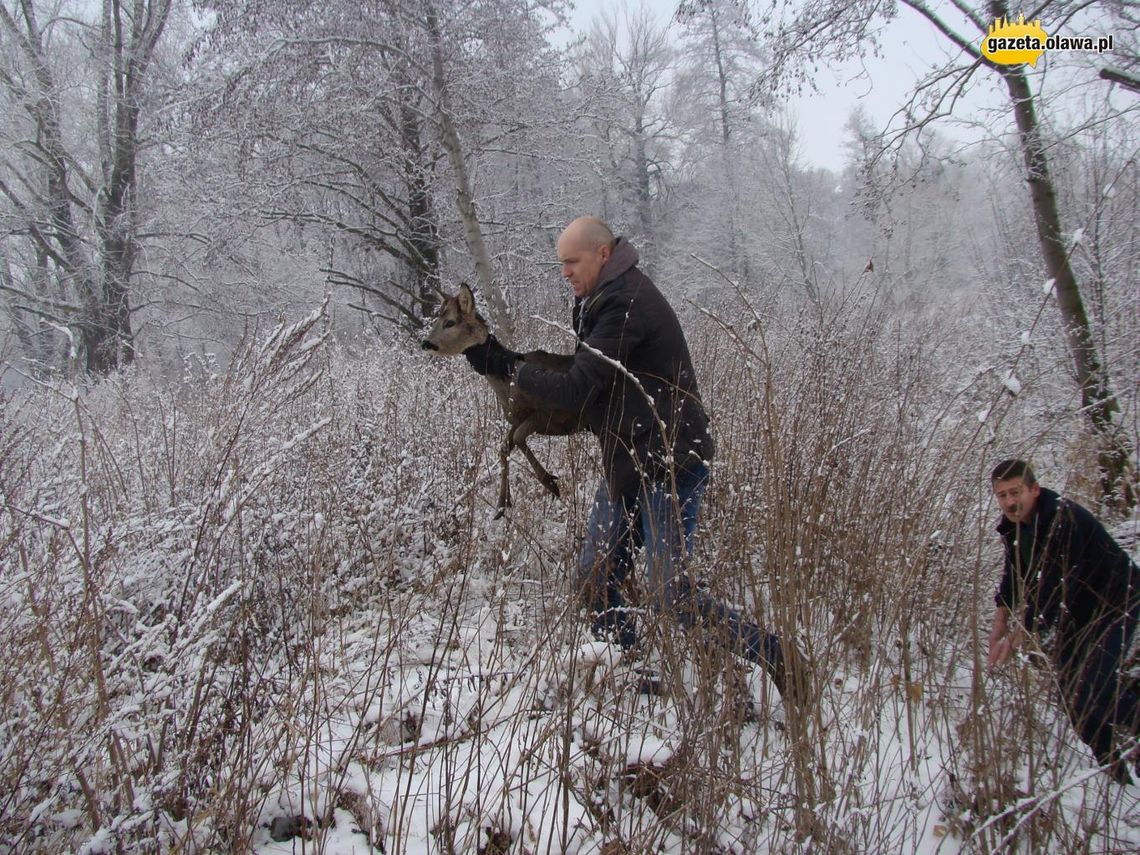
3, 307, 1138, 853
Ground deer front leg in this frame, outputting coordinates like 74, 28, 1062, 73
512, 418, 561, 498
496, 433, 513, 519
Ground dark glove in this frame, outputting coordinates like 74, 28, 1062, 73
463, 334, 520, 379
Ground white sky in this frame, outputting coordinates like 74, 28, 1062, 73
562, 0, 1007, 173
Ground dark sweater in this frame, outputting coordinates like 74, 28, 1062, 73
996, 488, 1138, 654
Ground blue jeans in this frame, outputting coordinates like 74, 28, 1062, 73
578, 463, 783, 674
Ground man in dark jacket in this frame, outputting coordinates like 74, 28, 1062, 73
464, 216, 793, 699
987, 459, 1140, 779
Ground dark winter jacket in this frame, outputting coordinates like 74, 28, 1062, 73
995, 487, 1139, 659
515, 238, 714, 498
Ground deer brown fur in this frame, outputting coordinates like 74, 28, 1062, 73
421, 284, 586, 517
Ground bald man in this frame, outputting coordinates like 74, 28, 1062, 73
465, 217, 796, 701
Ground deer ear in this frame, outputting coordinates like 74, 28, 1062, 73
457, 282, 475, 315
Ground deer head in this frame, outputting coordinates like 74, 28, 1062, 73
420, 283, 490, 356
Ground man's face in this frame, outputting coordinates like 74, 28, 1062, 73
993, 477, 1040, 524
557, 232, 611, 299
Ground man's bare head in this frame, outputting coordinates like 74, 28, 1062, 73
991, 459, 1041, 525
557, 216, 615, 298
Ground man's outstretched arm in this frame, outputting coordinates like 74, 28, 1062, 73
987, 606, 1022, 668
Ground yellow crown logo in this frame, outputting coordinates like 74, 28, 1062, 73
981, 14, 1049, 67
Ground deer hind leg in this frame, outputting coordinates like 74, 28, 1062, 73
512, 418, 561, 498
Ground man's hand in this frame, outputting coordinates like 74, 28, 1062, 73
986, 607, 1022, 668
988, 635, 1015, 668
464, 335, 520, 380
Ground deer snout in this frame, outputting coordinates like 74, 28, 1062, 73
421, 340, 437, 351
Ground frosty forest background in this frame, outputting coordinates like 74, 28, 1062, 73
1, 0, 1138, 852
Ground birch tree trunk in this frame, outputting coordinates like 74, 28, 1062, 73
708, 4, 742, 279
426, 4, 512, 340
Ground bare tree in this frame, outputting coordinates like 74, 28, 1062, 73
674, 0, 768, 280
187, 0, 565, 337
0, 0, 171, 375
571, 3, 676, 271
760, 0, 1138, 509
186, 1, 446, 332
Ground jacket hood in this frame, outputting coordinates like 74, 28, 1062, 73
596, 237, 639, 290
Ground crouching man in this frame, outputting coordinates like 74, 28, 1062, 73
987, 459, 1140, 780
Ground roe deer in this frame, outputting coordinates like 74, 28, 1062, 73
421, 283, 587, 517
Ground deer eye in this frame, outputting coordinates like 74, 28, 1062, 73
444, 320, 457, 328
